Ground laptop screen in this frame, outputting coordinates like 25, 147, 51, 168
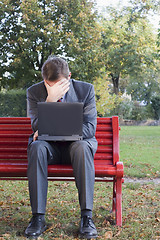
38, 102, 83, 141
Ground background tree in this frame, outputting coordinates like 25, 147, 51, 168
101, 3, 159, 95
0, 0, 103, 90
151, 95, 160, 120
93, 70, 122, 116
126, 65, 160, 104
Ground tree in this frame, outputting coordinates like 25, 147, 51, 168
0, 0, 103, 90
93, 70, 122, 116
126, 65, 160, 104
100, 3, 159, 95
151, 95, 160, 120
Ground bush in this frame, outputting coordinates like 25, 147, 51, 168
112, 99, 151, 121
131, 102, 147, 121
0, 89, 27, 117
116, 99, 133, 120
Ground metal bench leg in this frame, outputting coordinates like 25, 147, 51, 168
116, 177, 122, 226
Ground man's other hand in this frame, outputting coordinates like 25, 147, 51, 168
33, 130, 38, 142
45, 79, 70, 102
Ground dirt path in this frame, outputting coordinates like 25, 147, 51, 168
124, 177, 160, 184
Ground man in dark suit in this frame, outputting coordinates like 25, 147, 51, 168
25, 56, 98, 239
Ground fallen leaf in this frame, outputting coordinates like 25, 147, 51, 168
155, 211, 160, 218
104, 231, 113, 239
155, 218, 160, 222
2, 234, 11, 238
114, 227, 122, 237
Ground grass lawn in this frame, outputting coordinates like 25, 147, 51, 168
120, 126, 160, 178
0, 181, 160, 240
0, 126, 160, 239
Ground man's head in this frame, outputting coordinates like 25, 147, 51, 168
41, 56, 71, 82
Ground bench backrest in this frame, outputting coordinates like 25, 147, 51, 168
0, 116, 119, 166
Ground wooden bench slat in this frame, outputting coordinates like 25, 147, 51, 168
96, 146, 113, 153
0, 160, 28, 164
97, 118, 112, 124
0, 139, 113, 146
0, 132, 113, 138
0, 153, 113, 161
0, 134, 31, 140
0, 130, 32, 134
95, 132, 113, 138
0, 124, 32, 128
94, 153, 113, 160
96, 125, 112, 131
0, 164, 118, 177
0, 118, 31, 124
0, 147, 27, 152
0, 154, 27, 159
0, 146, 113, 153
97, 139, 113, 145
0, 141, 28, 146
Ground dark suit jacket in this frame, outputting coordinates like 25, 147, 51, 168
27, 79, 98, 153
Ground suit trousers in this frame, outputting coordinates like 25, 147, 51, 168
27, 140, 95, 214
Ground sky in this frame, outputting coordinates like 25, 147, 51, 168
95, 0, 130, 8
95, 0, 160, 30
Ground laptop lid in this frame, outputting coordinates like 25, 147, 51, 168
38, 102, 83, 141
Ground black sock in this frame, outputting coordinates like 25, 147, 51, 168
81, 209, 92, 218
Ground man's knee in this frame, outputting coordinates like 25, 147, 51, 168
28, 140, 47, 153
70, 141, 90, 154
70, 141, 93, 166
28, 140, 48, 164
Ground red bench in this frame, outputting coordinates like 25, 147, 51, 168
0, 116, 123, 226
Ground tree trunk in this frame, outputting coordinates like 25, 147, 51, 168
111, 74, 120, 95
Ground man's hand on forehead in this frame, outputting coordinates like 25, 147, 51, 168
44, 78, 70, 102
45, 78, 69, 86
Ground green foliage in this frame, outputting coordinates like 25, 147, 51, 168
0, 0, 160, 118
129, 0, 160, 13
101, 3, 159, 95
113, 99, 153, 120
131, 103, 147, 121
0, 0, 103, 89
126, 65, 160, 104
151, 95, 160, 120
0, 89, 26, 116
93, 72, 122, 116
115, 99, 134, 120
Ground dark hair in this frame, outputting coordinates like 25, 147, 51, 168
41, 56, 70, 81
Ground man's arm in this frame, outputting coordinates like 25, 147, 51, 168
82, 85, 97, 139
27, 89, 38, 132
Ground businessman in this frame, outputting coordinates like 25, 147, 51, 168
25, 56, 98, 239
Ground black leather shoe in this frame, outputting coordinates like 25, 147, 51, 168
79, 216, 98, 239
25, 215, 47, 237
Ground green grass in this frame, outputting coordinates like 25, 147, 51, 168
0, 181, 160, 240
120, 126, 160, 178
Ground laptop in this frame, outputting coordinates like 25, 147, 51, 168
38, 102, 83, 141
